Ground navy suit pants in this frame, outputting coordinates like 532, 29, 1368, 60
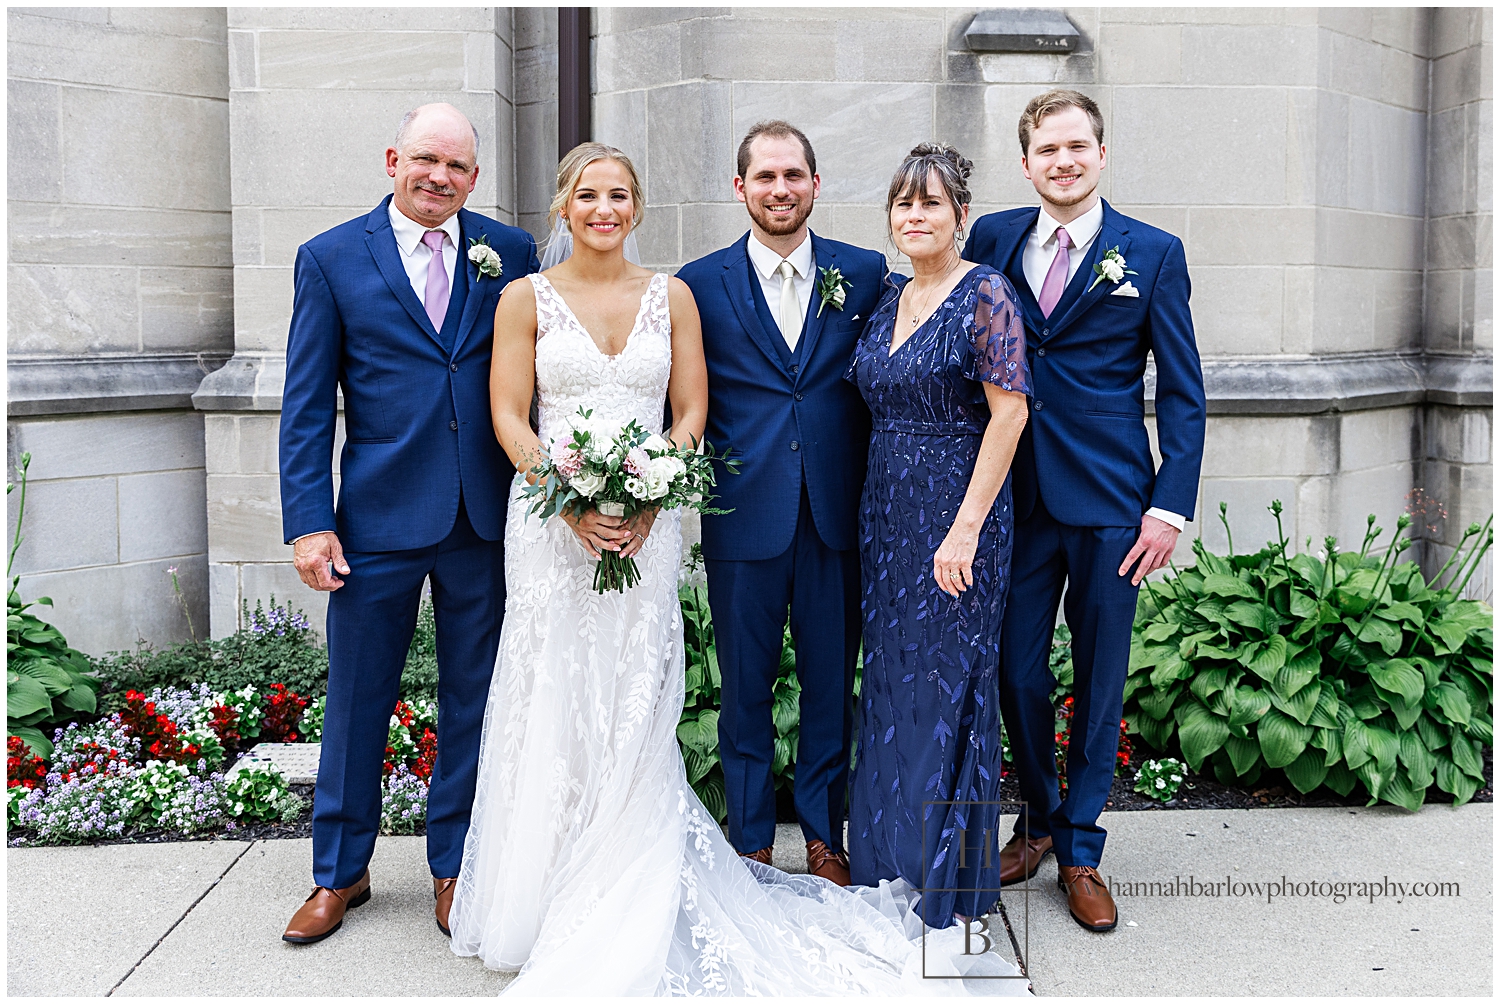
314, 497, 504, 888
705, 487, 860, 856
999, 501, 1139, 869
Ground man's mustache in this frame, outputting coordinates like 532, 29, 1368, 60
416, 182, 458, 197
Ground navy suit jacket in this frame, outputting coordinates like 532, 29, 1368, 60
965, 200, 1205, 528
279, 196, 539, 551
678, 232, 886, 562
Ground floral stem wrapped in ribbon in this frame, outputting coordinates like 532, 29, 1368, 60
521, 408, 739, 593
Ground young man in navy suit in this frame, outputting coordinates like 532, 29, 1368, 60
966, 90, 1206, 931
677, 122, 886, 885
278, 103, 539, 944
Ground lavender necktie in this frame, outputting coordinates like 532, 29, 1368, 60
422, 229, 450, 330
1037, 226, 1073, 319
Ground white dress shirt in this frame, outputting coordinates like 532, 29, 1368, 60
388, 200, 460, 306
1020, 198, 1104, 297
1021, 198, 1185, 532
746, 231, 815, 349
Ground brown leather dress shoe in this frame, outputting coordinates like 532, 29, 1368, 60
282, 869, 371, 944
433, 877, 457, 937
739, 846, 773, 865
1057, 865, 1117, 932
999, 833, 1054, 886
806, 840, 851, 887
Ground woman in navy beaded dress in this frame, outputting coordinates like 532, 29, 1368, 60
846, 145, 1031, 929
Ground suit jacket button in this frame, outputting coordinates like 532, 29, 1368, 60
790, 441, 800, 451
450, 420, 459, 430
789, 364, 799, 375
450, 363, 458, 372
1033, 401, 1044, 412
1042, 328, 1050, 337
1037, 347, 1047, 357
794, 392, 804, 401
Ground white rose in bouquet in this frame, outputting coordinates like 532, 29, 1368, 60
645, 455, 686, 500
572, 471, 606, 498
641, 433, 673, 454
625, 476, 649, 500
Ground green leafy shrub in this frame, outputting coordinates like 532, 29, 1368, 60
7, 453, 99, 758
399, 599, 439, 703
678, 582, 727, 822
1125, 502, 1493, 810
224, 762, 303, 823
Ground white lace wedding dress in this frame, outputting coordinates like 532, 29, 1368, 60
449, 272, 1029, 996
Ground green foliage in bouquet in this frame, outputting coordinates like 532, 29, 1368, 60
1125, 501, 1493, 810
7, 453, 98, 758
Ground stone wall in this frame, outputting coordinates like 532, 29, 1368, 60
194, 7, 519, 636
591, 6, 1492, 584
6, 7, 230, 652
1421, 7, 1493, 596
6, 7, 1492, 653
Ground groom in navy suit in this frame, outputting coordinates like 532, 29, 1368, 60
278, 104, 538, 944
967, 90, 1206, 931
678, 122, 885, 884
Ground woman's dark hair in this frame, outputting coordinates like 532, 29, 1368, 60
885, 143, 974, 231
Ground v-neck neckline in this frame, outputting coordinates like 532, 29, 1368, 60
885, 266, 981, 359
537, 273, 656, 359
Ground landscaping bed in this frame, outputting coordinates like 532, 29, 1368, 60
8, 463, 1495, 845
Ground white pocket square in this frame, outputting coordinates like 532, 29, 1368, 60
1110, 282, 1140, 298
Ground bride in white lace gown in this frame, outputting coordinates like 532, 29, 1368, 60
450, 144, 1028, 996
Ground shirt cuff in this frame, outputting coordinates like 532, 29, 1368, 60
289, 531, 335, 545
1145, 507, 1186, 531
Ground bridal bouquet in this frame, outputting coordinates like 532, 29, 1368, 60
522, 407, 738, 593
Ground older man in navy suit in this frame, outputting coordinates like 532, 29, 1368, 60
278, 103, 538, 944
677, 122, 886, 885
966, 90, 1206, 932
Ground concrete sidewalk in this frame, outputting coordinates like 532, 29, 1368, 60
7, 806, 1492, 996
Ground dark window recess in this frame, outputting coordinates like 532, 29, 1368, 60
558, 8, 592, 158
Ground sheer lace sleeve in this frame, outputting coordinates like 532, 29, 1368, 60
969, 273, 1030, 395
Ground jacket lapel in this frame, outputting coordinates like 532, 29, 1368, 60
721, 234, 790, 375
451, 209, 489, 357
365, 198, 447, 352
796, 233, 836, 370
1044, 201, 1133, 339
995, 210, 1047, 335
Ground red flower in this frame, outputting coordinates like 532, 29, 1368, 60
7, 736, 47, 790
260, 683, 309, 744
412, 728, 438, 782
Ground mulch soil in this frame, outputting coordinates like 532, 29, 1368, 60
998, 743, 1493, 812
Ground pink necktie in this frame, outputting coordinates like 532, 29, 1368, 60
422, 230, 450, 330
1037, 226, 1073, 319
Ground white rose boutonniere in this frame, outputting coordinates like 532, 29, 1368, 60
815, 265, 851, 317
1087, 246, 1137, 292
467, 235, 503, 281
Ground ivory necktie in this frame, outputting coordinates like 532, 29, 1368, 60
422, 230, 450, 331
775, 259, 802, 350
1037, 226, 1073, 319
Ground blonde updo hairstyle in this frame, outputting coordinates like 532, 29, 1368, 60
549, 142, 646, 233
885, 143, 975, 241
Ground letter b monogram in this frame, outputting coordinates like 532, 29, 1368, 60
962, 917, 993, 956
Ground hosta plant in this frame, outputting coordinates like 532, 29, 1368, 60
7, 453, 99, 758
1126, 502, 1493, 811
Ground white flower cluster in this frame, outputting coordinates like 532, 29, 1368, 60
1099, 257, 1126, 283
468, 241, 503, 277
1133, 757, 1187, 802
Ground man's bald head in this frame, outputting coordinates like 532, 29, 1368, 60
385, 103, 481, 229
395, 103, 480, 162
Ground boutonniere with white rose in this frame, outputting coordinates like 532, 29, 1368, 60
1087, 246, 1137, 292
467, 235, 503, 281
815, 265, 851, 317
